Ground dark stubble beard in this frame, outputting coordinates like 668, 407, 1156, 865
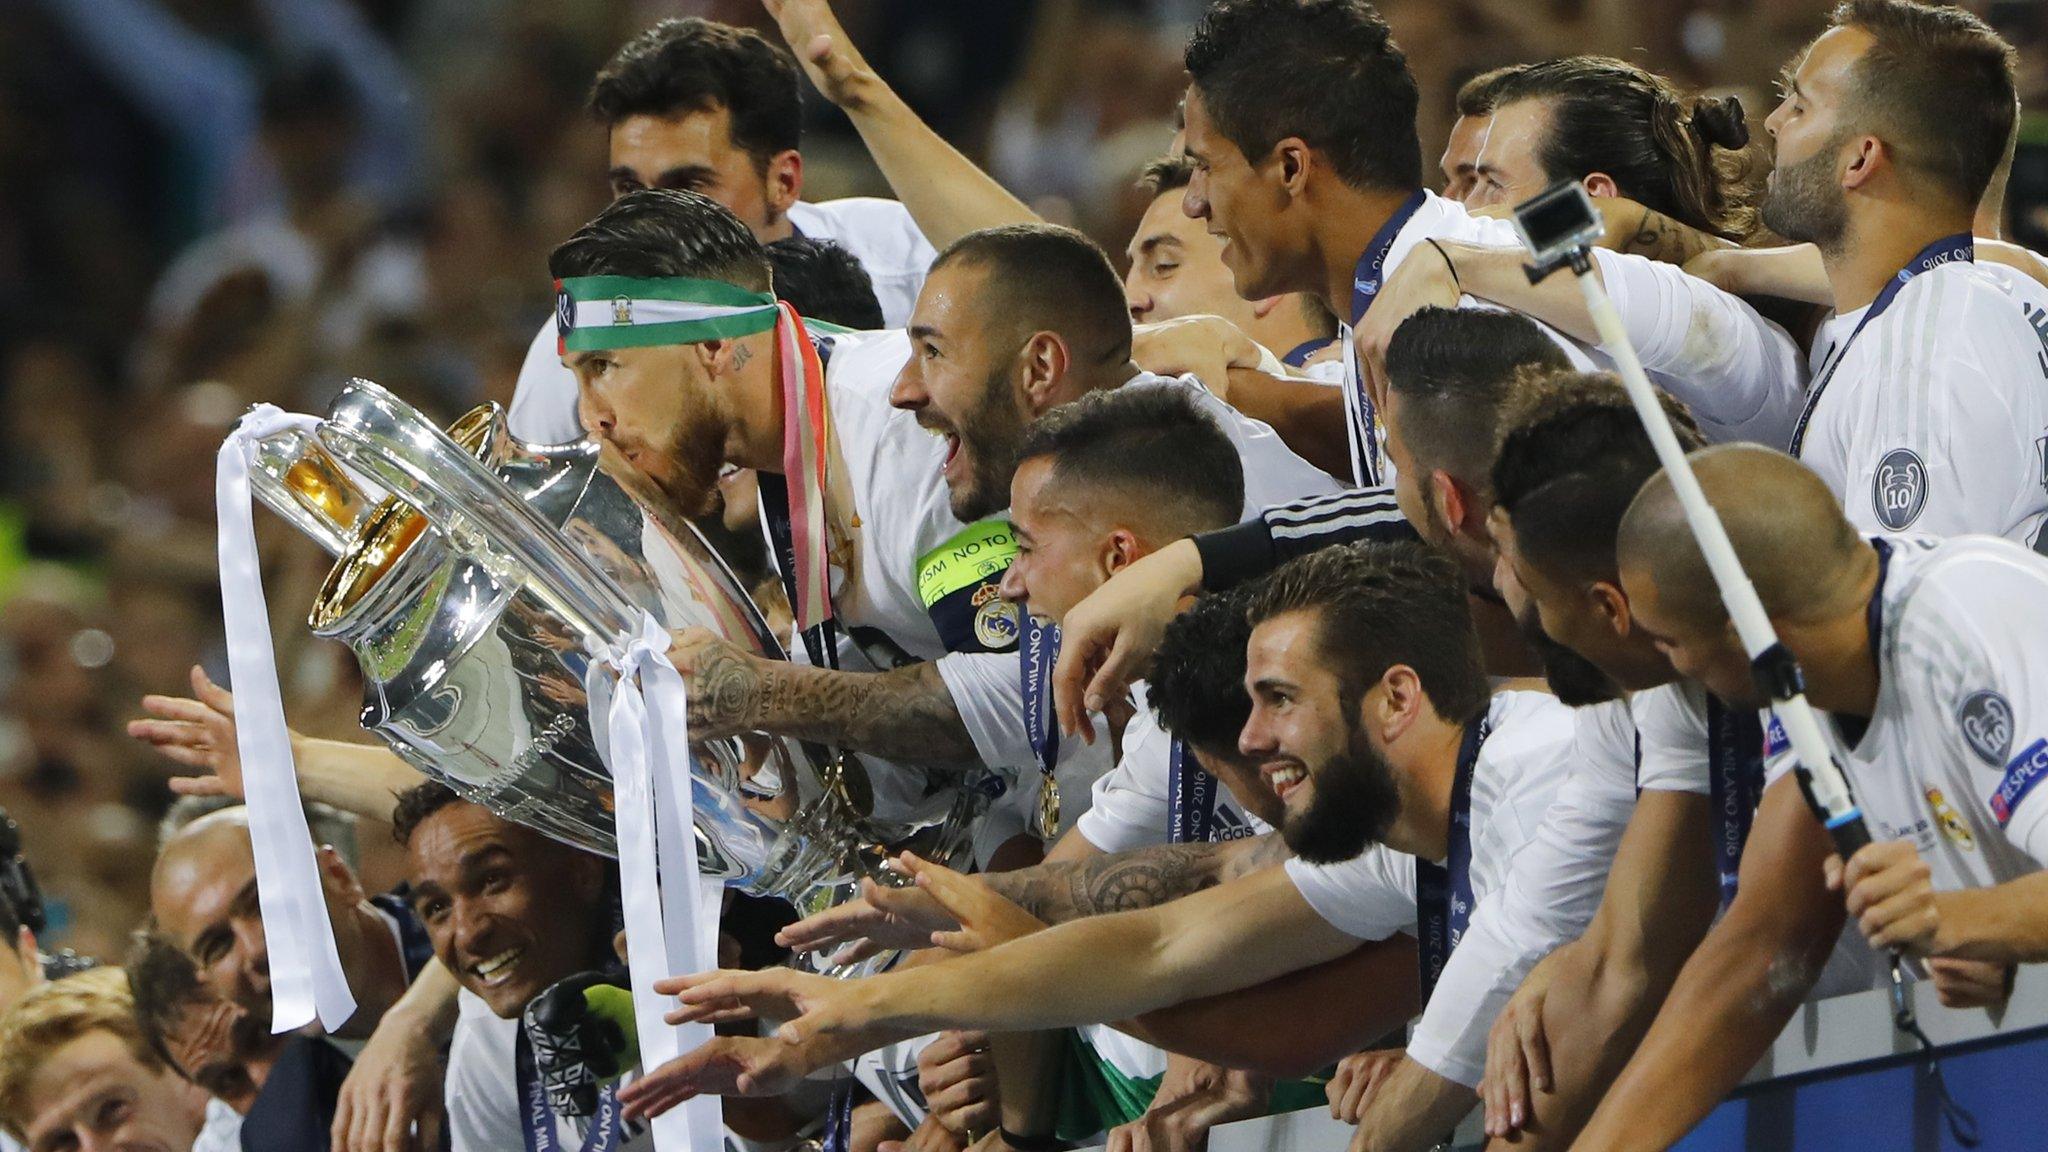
1760, 131, 1853, 253
948, 366, 1030, 522
1281, 716, 1404, 865
1514, 602, 1622, 707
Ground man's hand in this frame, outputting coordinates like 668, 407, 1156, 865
1110, 1062, 1269, 1152
129, 665, 256, 799
880, 1112, 972, 1152
760, 0, 881, 111
667, 626, 770, 741
659, 967, 876, 1044
1352, 246, 1460, 416
330, 1009, 447, 1152
1133, 315, 1264, 400
1325, 1050, 1400, 1125
1052, 539, 1206, 738
777, 872, 964, 967
919, 1031, 999, 1139
1480, 944, 1562, 1138
1826, 840, 1940, 955
1927, 957, 2016, 1011
897, 853, 1047, 953
616, 1034, 813, 1122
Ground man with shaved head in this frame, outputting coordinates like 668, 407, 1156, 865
1570, 444, 2048, 1147
150, 808, 432, 1037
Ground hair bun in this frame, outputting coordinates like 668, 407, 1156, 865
1689, 95, 1749, 150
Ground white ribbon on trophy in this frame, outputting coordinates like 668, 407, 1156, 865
590, 613, 724, 1152
214, 405, 358, 1033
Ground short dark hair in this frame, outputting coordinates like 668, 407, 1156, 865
1245, 540, 1488, 725
1016, 385, 1244, 540
391, 781, 463, 847
931, 225, 1132, 368
1490, 371, 1704, 583
1139, 153, 1196, 197
1184, 0, 1422, 192
1456, 63, 1530, 117
766, 237, 884, 330
124, 930, 202, 1076
1385, 307, 1571, 490
587, 19, 803, 172
1150, 585, 1258, 756
550, 188, 773, 293
1831, 0, 2018, 207
1495, 57, 1758, 238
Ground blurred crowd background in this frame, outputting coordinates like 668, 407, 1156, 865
1, 0, 2045, 961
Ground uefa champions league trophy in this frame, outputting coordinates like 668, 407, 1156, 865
238, 379, 981, 945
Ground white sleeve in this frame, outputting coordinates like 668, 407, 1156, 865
1633, 685, 1712, 795
1897, 554, 2048, 863
935, 652, 1035, 769
1404, 712, 1635, 1085
445, 1010, 525, 1152
507, 318, 587, 445
1589, 248, 1806, 446
1282, 845, 1418, 941
1074, 711, 1177, 852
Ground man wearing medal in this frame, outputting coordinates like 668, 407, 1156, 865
394, 783, 645, 1152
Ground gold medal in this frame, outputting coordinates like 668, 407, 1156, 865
1035, 774, 1061, 839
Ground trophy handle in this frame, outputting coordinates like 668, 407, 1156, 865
313, 379, 638, 644
246, 425, 379, 557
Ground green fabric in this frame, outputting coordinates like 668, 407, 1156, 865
557, 275, 774, 309
1051, 1031, 1333, 1141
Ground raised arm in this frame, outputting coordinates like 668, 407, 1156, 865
130, 665, 425, 819
760, 0, 1035, 247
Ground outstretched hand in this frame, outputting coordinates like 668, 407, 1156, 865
658, 966, 876, 1046
129, 665, 255, 799
616, 1034, 814, 1122
776, 869, 964, 967
892, 853, 1046, 953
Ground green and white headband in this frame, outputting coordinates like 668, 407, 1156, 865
553, 275, 781, 353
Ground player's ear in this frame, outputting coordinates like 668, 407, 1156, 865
764, 149, 802, 217
1588, 581, 1632, 638
1018, 332, 1070, 415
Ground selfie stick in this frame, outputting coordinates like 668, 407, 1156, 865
1508, 180, 1876, 865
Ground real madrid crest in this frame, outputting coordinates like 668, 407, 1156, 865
1925, 787, 1978, 851
972, 587, 1021, 650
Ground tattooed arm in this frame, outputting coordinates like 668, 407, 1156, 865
670, 627, 977, 765
1596, 199, 1735, 265
984, 832, 1291, 923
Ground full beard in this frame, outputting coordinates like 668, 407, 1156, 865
1760, 135, 1851, 252
642, 411, 730, 520
1281, 722, 1403, 864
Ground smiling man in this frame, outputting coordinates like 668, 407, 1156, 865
393, 783, 642, 1152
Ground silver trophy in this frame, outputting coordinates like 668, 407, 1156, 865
243, 379, 982, 930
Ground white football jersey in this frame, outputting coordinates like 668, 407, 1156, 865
1764, 535, 2048, 893
506, 197, 936, 445
1282, 690, 1578, 943
1405, 695, 1632, 1084
1074, 682, 1272, 853
1794, 259, 2048, 548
